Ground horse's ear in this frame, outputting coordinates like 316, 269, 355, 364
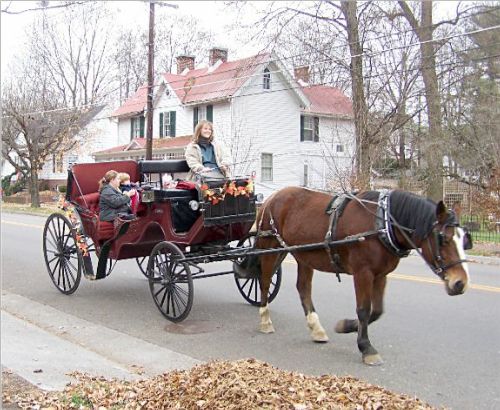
436, 200, 448, 224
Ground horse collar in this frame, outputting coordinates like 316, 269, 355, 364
376, 190, 411, 258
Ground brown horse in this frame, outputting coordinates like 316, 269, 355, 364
254, 187, 470, 365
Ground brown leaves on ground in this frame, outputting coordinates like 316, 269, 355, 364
3, 359, 436, 409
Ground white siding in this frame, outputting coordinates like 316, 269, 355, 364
231, 62, 303, 198
40, 105, 119, 182
297, 116, 355, 191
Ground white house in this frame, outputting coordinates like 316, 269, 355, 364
38, 104, 119, 189
96, 48, 355, 197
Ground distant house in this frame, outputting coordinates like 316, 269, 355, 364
96, 48, 355, 197
38, 105, 118, 189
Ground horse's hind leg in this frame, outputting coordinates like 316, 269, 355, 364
297, 261, 329, 343
259, 253, 277, 334
335, 275, 386, 334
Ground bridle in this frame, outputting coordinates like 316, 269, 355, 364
389, 215, 469, 280
424, 222, 469, 279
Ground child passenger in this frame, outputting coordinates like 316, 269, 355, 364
118, 172, 139, 213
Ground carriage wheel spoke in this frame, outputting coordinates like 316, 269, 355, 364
61, 264, 73, 290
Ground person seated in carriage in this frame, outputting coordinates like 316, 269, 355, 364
118, 172, 140, 213
98, 170, 137, 221
185, 120, 231, 182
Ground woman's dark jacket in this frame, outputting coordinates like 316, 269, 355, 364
99, 184, 131, 221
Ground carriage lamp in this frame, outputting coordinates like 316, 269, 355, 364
141, 190, 155, 203
189, 200, 200, 211
255, 193, 264, 203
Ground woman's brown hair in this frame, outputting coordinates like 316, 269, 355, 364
98, 170, 118, 192
192, 120, 214, 144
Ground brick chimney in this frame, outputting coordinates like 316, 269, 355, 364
209, 47, 228, 66
294, 66, 310, 84
176, 55, 195, 74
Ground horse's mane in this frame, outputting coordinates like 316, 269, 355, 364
359, 190, 437, 240
388, 190, 437, 240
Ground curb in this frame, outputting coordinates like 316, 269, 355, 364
1, 291, 200, 391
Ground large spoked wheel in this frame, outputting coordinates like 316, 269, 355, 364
234, 235, 282, 306
136, 256, 148, 278
43, 213, 82, 295
147, 241, 193, 322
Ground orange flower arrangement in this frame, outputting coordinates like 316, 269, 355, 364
58, 195, 89, 256
200, 178, 255, 205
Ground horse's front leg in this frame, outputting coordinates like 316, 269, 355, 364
297, 261, 329, 343
259, 254, 277, 334
352, 271, 383, 365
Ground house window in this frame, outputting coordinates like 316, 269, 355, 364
193, 105, 213, 130
263, 68, 271, 90
300, 115, 319, 142
261, 153, 273, 181
160, 111, 176, 138
52, 153, 64, 173
130, 116, 145, 139
336, 144, 344, 153
68, 154, 78, 166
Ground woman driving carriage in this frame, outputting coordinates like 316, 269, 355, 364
98, 170, 137, 221
185, 120, 231, 181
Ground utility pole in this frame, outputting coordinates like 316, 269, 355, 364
145, 0, 155, 160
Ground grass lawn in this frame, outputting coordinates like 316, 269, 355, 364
1, 202, 60, 216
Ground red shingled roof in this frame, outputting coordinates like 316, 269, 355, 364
111, 54, 353, 119
94, 136, 191, 156
163, 53, 270, 104
301, 85, 353, 117
111, 85, 148, 117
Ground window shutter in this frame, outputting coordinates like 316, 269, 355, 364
140, 116, 145, 137
207, 105, 213, 122
159, 113, 164, 138
130, 118, 134, 140
300, 115, 304, 142
193, 107, 199, 130
314, 116, 319, 142
170, 111, 176, 137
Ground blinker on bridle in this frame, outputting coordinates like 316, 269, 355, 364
427, 222, 471, 279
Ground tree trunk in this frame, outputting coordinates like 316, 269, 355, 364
30, 168, 40, 208
340, 1, 371, 189
399, 1, 443, 200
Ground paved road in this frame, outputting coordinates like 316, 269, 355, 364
1, 212, 499, 409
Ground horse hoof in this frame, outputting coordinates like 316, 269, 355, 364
363, 354, 383, 366
260, 324, 275, 334
312, 332, 329, 343
335, 319, 357, 334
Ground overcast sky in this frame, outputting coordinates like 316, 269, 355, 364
0, 0, 257, 76
0, 1, 460, 78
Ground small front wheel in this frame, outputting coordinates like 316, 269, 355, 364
147, 242, 193, 322
234, 235, 282, 306
43, 213, 82, 294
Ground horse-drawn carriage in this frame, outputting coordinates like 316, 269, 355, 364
42, 159, 281, 322
43, 158, 474, 364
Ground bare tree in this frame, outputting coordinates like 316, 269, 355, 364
2, 76, 101, 207
29, 1, 115, 107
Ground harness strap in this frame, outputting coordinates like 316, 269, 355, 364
324, 202, 343, 282
376, 190, 411, 258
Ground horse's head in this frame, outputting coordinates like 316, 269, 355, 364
421, 201, 472, 296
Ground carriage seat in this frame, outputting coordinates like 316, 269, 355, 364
74, 192, 101, 214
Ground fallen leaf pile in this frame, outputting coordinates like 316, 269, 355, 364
3, 358, 437, 409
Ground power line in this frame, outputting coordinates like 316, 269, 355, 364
3, 24, 499, 119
